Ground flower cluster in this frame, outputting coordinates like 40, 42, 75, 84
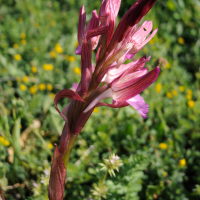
99, 153, 123, 177
49, 0, 159, 199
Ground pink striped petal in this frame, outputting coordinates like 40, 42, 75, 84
80, 38, 92, 95
106, 0, 157, 54
86, 10, 99, 32
112, 66, 160, 101
112, 68, 148, 91
78, 5, 86, 45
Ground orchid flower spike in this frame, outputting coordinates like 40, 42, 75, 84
49, 1, 160, 199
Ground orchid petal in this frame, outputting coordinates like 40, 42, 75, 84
112, 66, 160, 101
54, 89, 85, 121
78, 5, 86, 45
80, 38, 92, 95
96, 101, 129, 108
86, 10, 99, 32
75, 44, 82, 55
106, 0, 157, 54
126, 94, 149, 118
72, 82, 78, 91
84, 88, 112, 113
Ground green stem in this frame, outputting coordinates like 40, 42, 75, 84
63, 134, 78, 168
102, 170, 108, 185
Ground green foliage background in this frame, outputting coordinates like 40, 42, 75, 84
0, 0, 200, 199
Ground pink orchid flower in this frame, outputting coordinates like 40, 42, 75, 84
49, 0, 159, 199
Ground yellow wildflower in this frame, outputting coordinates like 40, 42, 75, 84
0, 136, 10, 146
18, 18, 23, 23
49, 93, 55, 99
13, 43, 19, 49
68, 56, 75, 62
74, 67, 81, 75
172, 90, 178, 96
31, 66, 37, 73
179, 86, 184, 92
2, 68, 6, 73
47, 84, 53, 91
48, 143, 54, 149
49, 51, 56, 58
179, 158, 186, 167
166, 92, 172, 99
155, 83, 162, 93
50, 20, 56, 27
93, 108, 99, 113
54, 43, 63, 54
162, 171, 168, 177
39, 83, 46, 91
20, 124, 22, 129
33, 47, 38, 52
29, 85, 38, 95
187, 89, 193, 96
43, 64, 54, 71
187, 100, 195, 108
21, 39, 27, 45
186, 94, 192, 100
20, 84, 27, 91
14, 54, 21, 61
34, 23, 39, 28
74, 41, 79, 47
20, 33, 26, 39
159, 143, 168, 150
166, 62, 171, 69
22, 76, 29, 83
178, 37, 184, 45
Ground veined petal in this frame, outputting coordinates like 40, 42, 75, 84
121, 55, 151, 77
78, 5, 86, 45
102, 59, 139, 83
96, 101, 129, 108
112, 66, 160, 101
136, 28, 158, 50
86, 10, 99, 32
126, 94, 149, 118
99, 0, 121, 21
86, 24, 110, 40
125, 52, 136, 59
98, 0, 121, 55
80, 38, 92, 95
132, 21, 153, 43
130, 27, 158, 54
84, 88, 112, 113
112, 68, 148, 91
106, 0, 157, 54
